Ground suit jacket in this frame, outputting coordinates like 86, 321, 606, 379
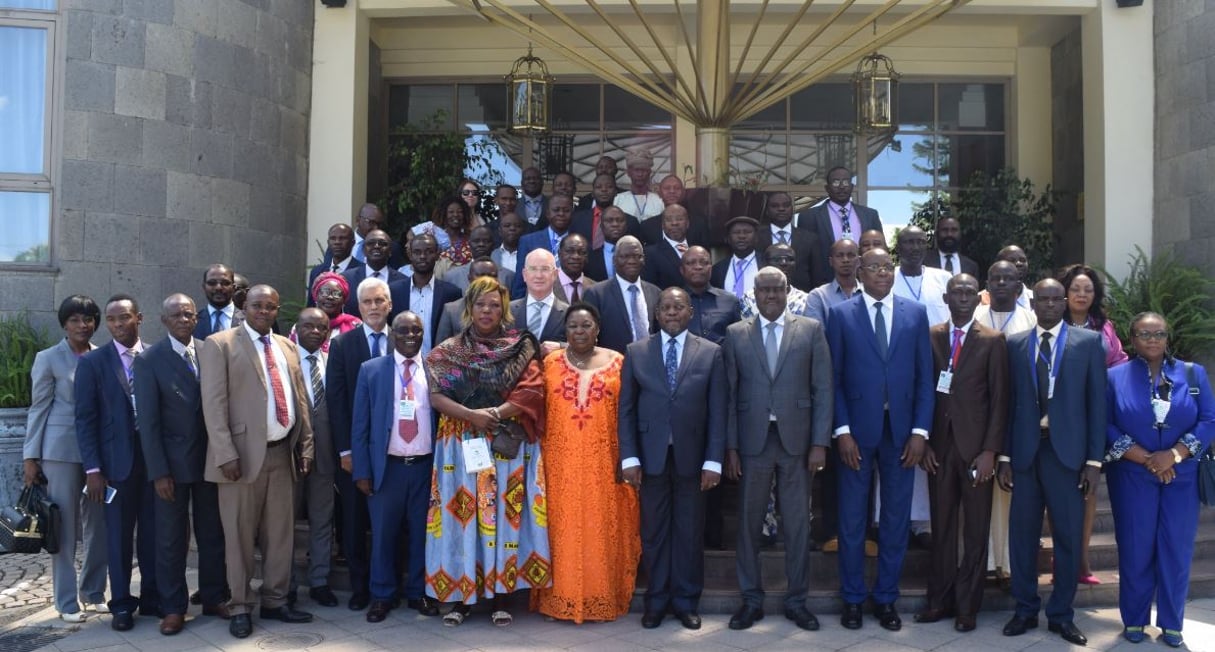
134, 337, 208, 484
723, 315, 834, 456
571, 206, 641, 245
199, 327, 314, 484
193, 305, 234, 340
326, 326, 381, 460
686, 286, 741, 345
925, 249, 979, 277
341, 265, 407, 317
827, 294, 935, 448
797, 202, 882, 280
350, 355, 438, 492
583, 277, 661, 354
553, 274, 594, 304
509, 297, 569, 343
641, 242, 685, 290
710, 257, 756, 294
619, 334, 727, 476
511, 228, 568, 298
1106, 359, 1215, 480
75, 341, 142, 482
395, 277, 462, 336
755, 225, 825, 292
435, 298, 466, 346
929, 322, 1009, 462
586, 246, 611, 282
442, 267, 514, 294
302, 349, 336, 476
25, 339, 96, 464
520, 194, 548, 232
639, 213, 712, 249
1005, 326, 1106, 472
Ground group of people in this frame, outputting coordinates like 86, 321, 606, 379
20, 153, 1213, 649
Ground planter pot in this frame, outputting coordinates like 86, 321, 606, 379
0, 407, 28, 508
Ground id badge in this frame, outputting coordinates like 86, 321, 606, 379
398, 399, 416, 420
1047, 375, 1055, 400
462, 438, 493, 473
935, 370, 953, 394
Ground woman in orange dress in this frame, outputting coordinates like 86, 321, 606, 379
532, 303, 641, 623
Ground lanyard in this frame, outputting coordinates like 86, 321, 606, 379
1029, 323, 1068, 394
987, 309, 1015, 333
899, 273, 923, 302
399, 361, 415, 400
633, 193, 649, 217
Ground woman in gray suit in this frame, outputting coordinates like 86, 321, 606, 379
22, 295, 109, 622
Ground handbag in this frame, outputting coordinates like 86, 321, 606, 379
1187, 363, 1215, 508
490, 420, 527, 460
0, 484, 58, 554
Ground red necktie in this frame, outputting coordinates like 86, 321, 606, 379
591, 206, 604, 249
261, 336, 290, 427
950, 328, 964, 370
398, 360, 418, 443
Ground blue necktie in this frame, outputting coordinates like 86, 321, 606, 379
665, 338, 678, 392
874, 302, 888, 361
370, 332, 384, 358
628, 285, 647, 342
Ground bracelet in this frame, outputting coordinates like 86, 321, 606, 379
489, 407, 500, 419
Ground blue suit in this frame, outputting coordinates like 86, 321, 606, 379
350, 355, 435, 602
75, 342, 158, 615
1005, 325, 1106, 624
826, 293, 933, 605
511, 227, 568, 298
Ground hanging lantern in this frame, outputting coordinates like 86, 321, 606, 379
505, 45, 553, 135
852, 52, 900, 134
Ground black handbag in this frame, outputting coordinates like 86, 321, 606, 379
490, 421, 527, 460
0, 484, 58, 554
1182, 363, 1215, 508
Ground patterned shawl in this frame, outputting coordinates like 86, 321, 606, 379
426, 327, 545, 440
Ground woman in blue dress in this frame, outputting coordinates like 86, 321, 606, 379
1105, 312, 1215, 647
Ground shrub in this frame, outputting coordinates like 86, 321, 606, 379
1104, 246, 1215, 361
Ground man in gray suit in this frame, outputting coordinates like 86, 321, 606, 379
796, 167, 883, 281
510, 248, 569, 345
724, 267, 834, 632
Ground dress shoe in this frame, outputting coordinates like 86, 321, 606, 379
640, 611, 664, 629
1048, 621, 1087, 646
365, 600, 393, 623
347, 592, 370, 611
111, 611, 135, 631
913, 531, 933, 550
821, 536, 839, 553
259, 605, 314, 623
954, 615, 976, 632
189, 591, 202, 606
674, 611, 701, 630
1160, 629, 1184, 648
840, 602, 863, 630
1121, 626, 1145, 643
785, 606, 820, 631
202, 603, 232, 619
914, 607, 953, 624
1002, 615, 1038, 636
229, 613, 252, 638
406, 597, 439, 616
874, 603, 901, 631
728, 604, 764, 630
159, 613, 185, 636
309, 586, 339, 607
286, 591, 297, 608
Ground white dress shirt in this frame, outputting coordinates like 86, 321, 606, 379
243, 322, 295, 442
722, 252, 758, 298
409, 277, 437, 354
206, 303, 235, 331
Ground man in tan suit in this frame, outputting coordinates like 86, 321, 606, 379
200, 285, 315, 639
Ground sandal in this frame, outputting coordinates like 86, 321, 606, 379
444, 605, 470, 627
1160, 629, 1184, 648
1122, 626, 1145, 643
491, 610, 512, 627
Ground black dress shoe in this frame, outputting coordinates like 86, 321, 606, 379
785, 606, 820, 631
913, 531, 933, 550
347, 592, 370, 611
309, 586, 339, 607
259, 605, 314, 623
406, 597, 439, 616
365, 600, 393, 623
728, 604, 764, 630
229, 613, 252, 638
286, 591, 297, 608
640, 611, 664, 629
914, 607, 953, 623
954, 615, 977, 632
674, 611, 701, 630
1002, 615, 1039, 636
111, 610, 135, 631
190, 591, 202, 606
874, 603, 901, 631
1049, 621, 1088, 645
840, 602, 863, 630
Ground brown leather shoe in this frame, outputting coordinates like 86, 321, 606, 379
202, 603, 232, 619
160, 613, 185, 635
864, 539, 879, 558
821, 537, 839, 553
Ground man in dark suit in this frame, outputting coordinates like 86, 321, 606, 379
393, 233, 462, 354
642, 205, 691, 290
723, 267, 833, 632
512, 194, 575, 298
195, 264, 236, 340
308, 224, 358, 307
326, 278, 394, 611
711, 216, 759, 300
554, 233, 595, 302
577, 155, 620, 209
339, 203, 404, 268
756, 192, 824, 292
585, 206, 630, 282
572, 173, 640, 251
681, 246, 740, 347
924, 217, 978, 277
75, 294, 158, 631
620, 287, 726, 631
510, 249, 569, 344
342, 230, 407, 316
435, 259, 501, 344
519, 166, 548, 230
915, 274, 1008, 632
135, 294, 228, 635
640, 175, 712, 248
583, 236, 660, 354
827, 247, 934, 632
997, 278, 1105, 646
351, 311, 441, 622
796, 167, 883, 281
288, 309, 339, 609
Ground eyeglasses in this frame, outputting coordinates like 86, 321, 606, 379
460, 189, 480, 197
828, 178, 854, 188
860, 263, 896, 274
205, 279, 233, 287
316, 289, 344, 299
1134, 330, 1168, 341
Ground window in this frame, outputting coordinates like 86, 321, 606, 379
0, 2, 57, 264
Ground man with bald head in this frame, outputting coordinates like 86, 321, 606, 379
740, 244, 809, 318
347, 203, 404, 268
309, 224, 357, 307
642, 204, 693, 289
512, 193, 575, 298
519, 166, 548, 228
342, 229, 407, 316
136, 294, 228, 634
640, 175, 710, 248
584, 235, 660, 353
555, 233, 594, 303
756, 192, 824, 291
586, 205, 631, 281
986, 245, 1033, 309
510, 249, 569, 344
578, 156, 622, 209
573, 172, 640, 250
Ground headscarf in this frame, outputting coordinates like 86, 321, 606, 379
311, 271, 362, 335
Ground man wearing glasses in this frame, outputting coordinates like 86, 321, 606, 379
797, 167, 884, 281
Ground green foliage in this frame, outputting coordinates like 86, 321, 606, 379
0, 312, 51, 408
1104, 247, 1215, 361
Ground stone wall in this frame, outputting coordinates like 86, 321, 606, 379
1051, 26, 1084, 268
1155, 0, 1215, 266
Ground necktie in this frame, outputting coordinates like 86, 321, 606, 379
124, 349, 138, 388
399, 360, 418, 444
592, 206, 604, 249
1037, 332, 1052, 419
950, 328, 964, 370
369, 332, 384, 358
331, 260, 340, 273
261, 336, 289, 427
676, 241, 688, 255
840, 203, 852, 239
665, 337, 678, 392
528, 301, 543, 338
551, 233, 560, 255
732, 258, 748, 297
371, 270, 381, 279
944, 253, 954, 273
776, 230, 789, 245
211, 309, 222, 334
183, 348, 198, 379
569, 280, 580, 303
765, 322, 779, 375
306, 354, 323, 409
874, 302, 888, 361
628, 285, 647, 342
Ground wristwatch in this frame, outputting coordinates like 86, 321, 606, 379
1172, 447, 1184, 464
